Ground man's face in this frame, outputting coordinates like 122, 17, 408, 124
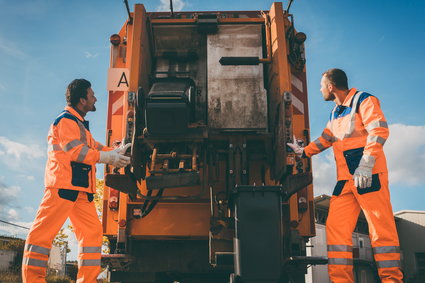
320, 75, 335, 101
83, 87, 97, 112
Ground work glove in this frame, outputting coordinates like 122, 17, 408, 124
99, 147, 131, 168
287, 136, 304, 158
353, 155, 375, 189
118, 142, 132, 155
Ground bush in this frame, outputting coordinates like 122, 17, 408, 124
0, 271, 21, 283
2, 238, 25, 272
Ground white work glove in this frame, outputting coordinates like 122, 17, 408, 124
99, 147, 131, 168
353, 155, 375, 189
118, 142, 132, 155
287, 136, 304, 158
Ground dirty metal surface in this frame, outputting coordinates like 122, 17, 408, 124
207, 24, 267, 130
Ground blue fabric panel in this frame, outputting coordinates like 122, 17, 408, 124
53, 110, 89, 130
331, 105, 352, 120
357, 92, 373, 107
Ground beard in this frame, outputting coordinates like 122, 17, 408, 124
88, 104, 96, 112
324, 92, 336, 101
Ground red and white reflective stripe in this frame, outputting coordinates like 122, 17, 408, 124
112, 94, 124, 115
291, 74, 304, 93
291, 94, 304, 114
291, 74, 304, 114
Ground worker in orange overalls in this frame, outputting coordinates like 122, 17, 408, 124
288, 68, 403, 282
22, 79, 131, 283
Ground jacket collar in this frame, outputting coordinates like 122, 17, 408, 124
65, 106, 85, 122
64, 106, 90, 130
342, 88, 358, 107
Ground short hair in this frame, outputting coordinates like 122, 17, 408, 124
322, 68, 348, 90
65, 79, 91, 107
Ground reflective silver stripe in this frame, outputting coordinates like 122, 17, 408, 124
25, 243, 50, 255
376, 260, 401, 269
313, 139, 325, 151
330, 105, 338, 122
79, 259, 101, 266
64, 140, 83, 152
76, 145, 89, 162
328, 258, 353, 265
344, 91, 363, 138
77, 121, 87, 144
367, 135, 386, 145
47, 143, 62, 152
373, 246, 400, 254
321, 132, 334, 143
79, 246, 102, 253
23, 257, 48, 268
327, 245, 353, 252
366, 120, 388, 132
96, 143, 104, 150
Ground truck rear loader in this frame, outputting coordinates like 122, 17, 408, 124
102, 2, 325, 282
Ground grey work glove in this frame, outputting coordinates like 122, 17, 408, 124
353, 155, 375, 189
99, 145, 131, 168
287, 136, 304, 158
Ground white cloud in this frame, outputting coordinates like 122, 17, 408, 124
0, 181, 22, 224
0, 221, 31, 238
385, 124, 425, 186
310, 123, 425, 196
18, 175, 35, 181
7, 209, 19, 221
157, 0, 187, 12
0, 182, 21, 204
311, 150, 336, 196
85, 51, 99, 59
0, 136, 45, 161
24, 206, 35, 214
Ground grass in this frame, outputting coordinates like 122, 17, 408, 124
0, 271, 73, 283
0, 271, 20, 283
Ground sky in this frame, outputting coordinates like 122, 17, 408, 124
0, 0, 424, 259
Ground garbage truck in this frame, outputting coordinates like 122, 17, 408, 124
101, 1, 324, 282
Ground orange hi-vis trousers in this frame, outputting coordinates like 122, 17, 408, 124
22, 188, 102, 283
326, 172, 403, 282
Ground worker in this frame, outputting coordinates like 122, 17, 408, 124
22, 79, 131, 283
288, 69, 403, 282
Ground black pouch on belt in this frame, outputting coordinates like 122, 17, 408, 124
357, 174, 381, 195
58, 189, 79, 201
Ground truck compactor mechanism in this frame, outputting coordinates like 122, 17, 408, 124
102, 2, 326, 282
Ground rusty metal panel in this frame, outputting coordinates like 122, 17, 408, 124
207, 24, 267, 130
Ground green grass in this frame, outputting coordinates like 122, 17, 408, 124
0, 271, 73, 283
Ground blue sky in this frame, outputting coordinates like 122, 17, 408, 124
0, 0, 424, 256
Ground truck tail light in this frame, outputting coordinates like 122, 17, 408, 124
109, 188, 120, 210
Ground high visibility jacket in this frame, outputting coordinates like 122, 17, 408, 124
304, 88, 389, 180
45, 106, 111, 193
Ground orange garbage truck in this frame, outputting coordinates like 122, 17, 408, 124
102, 2, 324, 282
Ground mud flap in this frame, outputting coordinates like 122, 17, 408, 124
105, 174, 138, 200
